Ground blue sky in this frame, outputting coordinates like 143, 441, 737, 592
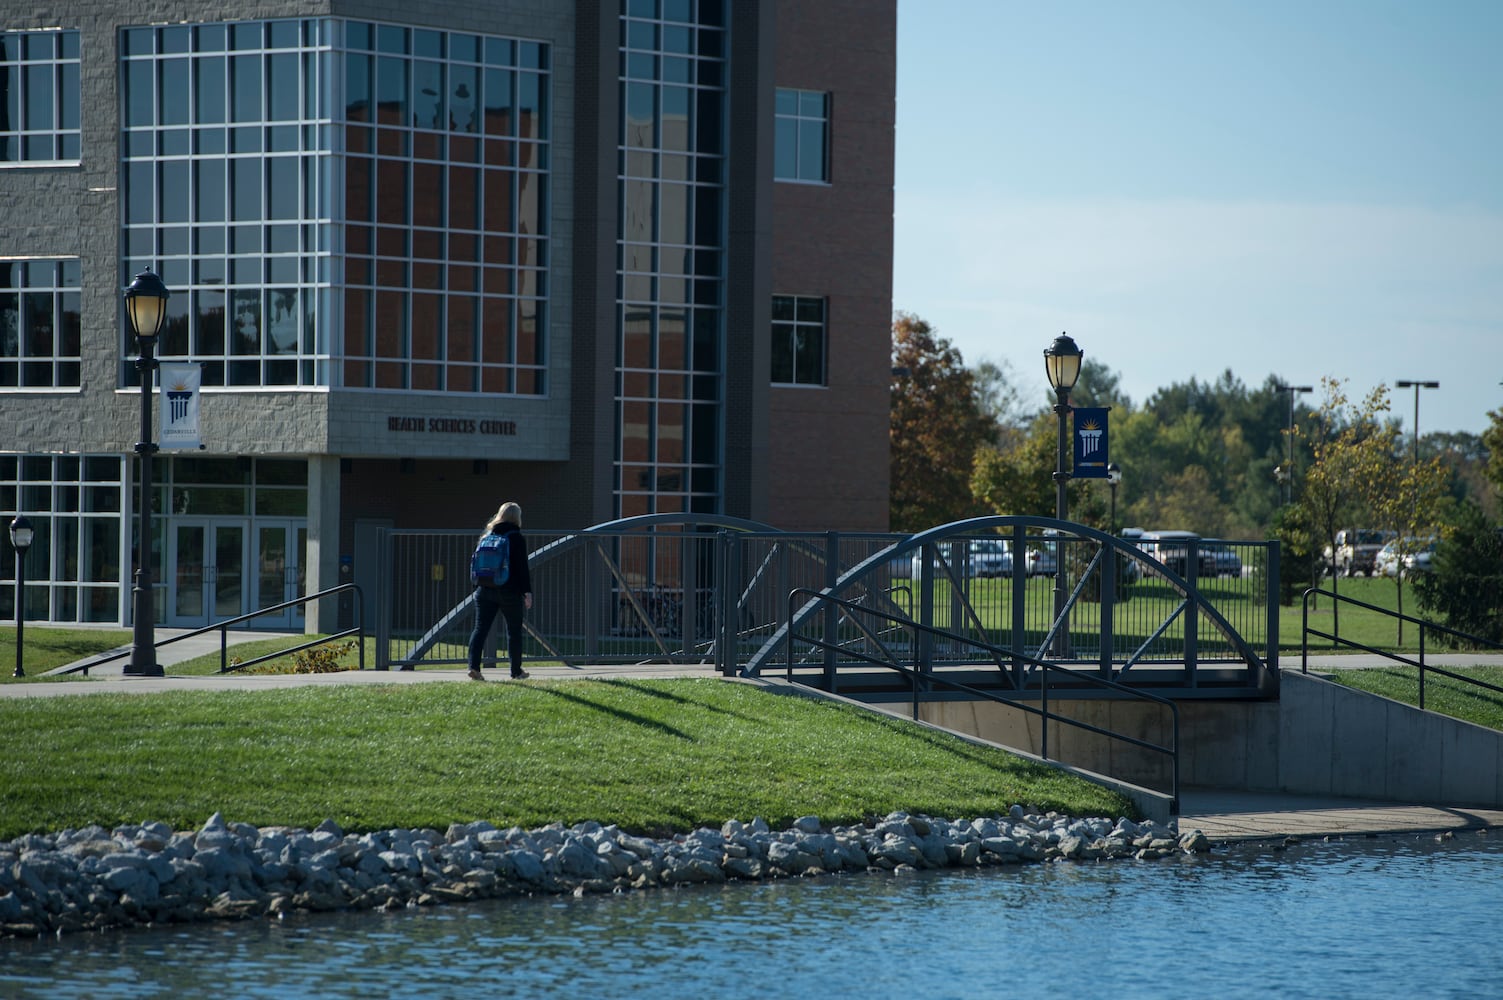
893, 0, 1502, 435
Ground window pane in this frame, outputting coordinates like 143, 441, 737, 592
160, 58, 189, 125
194, 56, 226, 124
231, 54, 261, 121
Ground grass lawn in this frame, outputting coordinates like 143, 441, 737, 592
1285, 575, 1455, 653
0, 678, 1133, 841
1324, 666, 1503, 731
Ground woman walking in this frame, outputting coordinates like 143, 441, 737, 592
467, 501, 532, 680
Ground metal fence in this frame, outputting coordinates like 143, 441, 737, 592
372, 514, 1278, 694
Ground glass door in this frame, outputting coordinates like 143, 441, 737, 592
252, 521, 306, 629
168, 519, 248, 627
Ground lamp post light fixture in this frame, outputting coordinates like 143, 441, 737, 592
1274, 383, 1314, 505
1106, 462, 1122, 535
124, 268, 170, 677
10, 515, 33, 678
1394, 380, 1439, 465
1044, 333, 1083, 658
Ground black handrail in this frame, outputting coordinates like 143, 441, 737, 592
1300, 586, 1503, 710
60, 584, 365, 676
785, 587, 1180, 813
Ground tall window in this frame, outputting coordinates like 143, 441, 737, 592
119, 19, 550, 394
0, 454, 126, 624
0, 29, 81, 164
770, 294, 825, 386
0, 258, 82, 387
774, 87, 827, 183
615, 0, 727, 518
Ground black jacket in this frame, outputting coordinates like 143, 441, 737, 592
485, 522, 531, 596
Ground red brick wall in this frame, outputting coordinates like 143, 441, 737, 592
768, 0, 895, 531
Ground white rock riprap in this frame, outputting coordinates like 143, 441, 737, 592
0, 808, 1210, 937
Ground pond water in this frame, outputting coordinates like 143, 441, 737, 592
4, 832, 1499, 998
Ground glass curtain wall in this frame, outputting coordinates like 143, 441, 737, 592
119, 17, 550, 395
615, 0, 726, 517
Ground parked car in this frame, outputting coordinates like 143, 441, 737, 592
1323, 529, 1396, 577
1139, 530, 1216, 579
909, 538, 1012, 579
1375, 537, 1437, 578
1204, 543, 1243, 578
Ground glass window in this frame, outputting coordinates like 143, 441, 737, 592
0, 259, 83, 387
119, 18, 548, 394
1, 30, 81, 161
770, 295, 826, 387
773, 87, 829, 183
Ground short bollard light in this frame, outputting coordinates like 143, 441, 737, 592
10, 514, 34, 678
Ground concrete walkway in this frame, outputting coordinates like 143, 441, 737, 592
9, 637, 1503, 843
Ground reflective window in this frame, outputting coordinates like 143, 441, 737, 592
120, 18, 550, 395
0, 453, 125, 623
616, 2, 725, 518
0, 29, 81, 163
770, 295, 827, 387
774, 87, 828, 183
0, 258, 81, 387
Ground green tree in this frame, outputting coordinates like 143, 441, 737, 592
968, 413, 1108, 528
1297, 378, 1395, 641
1372, 453, 1450, 644
889, 313, 998, 531
1482, 409, 1503, 502
1414, 502, 1503, 645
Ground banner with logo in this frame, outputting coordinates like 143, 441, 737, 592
1072, 406, 1109, 478
159, 364, 202, 450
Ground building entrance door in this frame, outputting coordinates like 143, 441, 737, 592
168, 519, 248, 627
252, 521, 306, 630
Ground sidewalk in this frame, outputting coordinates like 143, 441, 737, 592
1176, 787, 1503, 842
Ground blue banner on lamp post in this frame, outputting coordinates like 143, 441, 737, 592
1073, 407, 1109, 478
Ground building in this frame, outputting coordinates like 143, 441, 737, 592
0, 1, 895, 633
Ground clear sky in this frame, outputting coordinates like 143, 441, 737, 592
893, 0, 1502, 435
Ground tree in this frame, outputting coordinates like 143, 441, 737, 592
889, 313, 998, 531
1483, 409, 1503, 502
1296, 378, 1395, 641
1414, 501, 1503, 645
968, 412, 1108, 527
1372, 453, 1450, 644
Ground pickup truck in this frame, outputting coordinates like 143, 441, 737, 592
1324, 529, 1395, 577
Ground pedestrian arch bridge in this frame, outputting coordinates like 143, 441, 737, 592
380, 513, 1278, 701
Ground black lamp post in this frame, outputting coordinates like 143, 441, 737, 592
1394, 380, 1439, 465
10, 515, 33, 678
1106, 462, 1121, 535
1274, 383, 1313, 505
1044, 333, 1083, 658
124, 269, 170, 677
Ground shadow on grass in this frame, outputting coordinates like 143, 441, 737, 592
529, 683, 694, 741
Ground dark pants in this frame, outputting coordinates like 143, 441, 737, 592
468, 588, 526, 675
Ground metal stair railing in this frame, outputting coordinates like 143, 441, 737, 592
1300, 586, 1503, 710
57, 584, 366, 676
786, 587, 1180, 813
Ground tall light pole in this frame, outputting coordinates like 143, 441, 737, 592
10, 515, 33, 678
124, 269, 170, 677
1044, 333, 1083, 659
1107, 462, 1121, 535
1394, 380, 1439, 465
1274, 383, 1313, 505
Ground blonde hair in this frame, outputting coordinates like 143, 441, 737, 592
484, 502, 522, 535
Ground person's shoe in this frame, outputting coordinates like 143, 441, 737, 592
510, 669, 529, 680
467, 669, 485, 681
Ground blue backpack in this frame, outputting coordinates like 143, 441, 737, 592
470, 532, 510, 587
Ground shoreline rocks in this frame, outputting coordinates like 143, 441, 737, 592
0, 808, 1210, 938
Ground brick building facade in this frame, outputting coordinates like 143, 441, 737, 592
0, 0, 894, 632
